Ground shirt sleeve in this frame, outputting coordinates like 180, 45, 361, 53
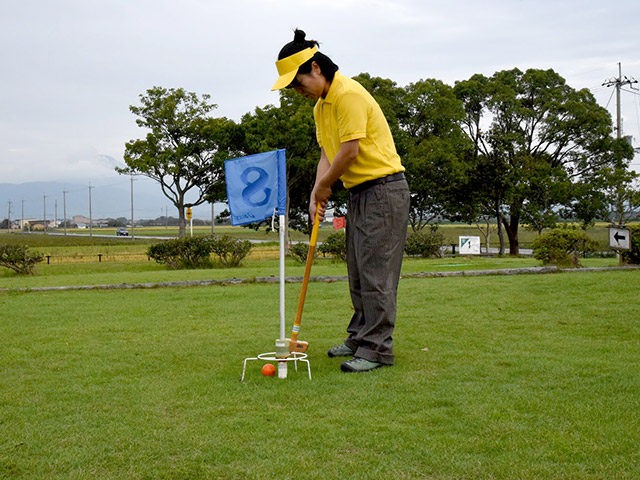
335, 91, 368, 143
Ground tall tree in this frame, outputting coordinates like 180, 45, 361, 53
453, 74, 508, 252
455, 68, 628, 254
400, 78, 472, 231
118, 87, 241, 237
567, 138, 638, 225
598, 164, 640, 224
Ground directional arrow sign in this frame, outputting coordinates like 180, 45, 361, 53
608, 226, 631, 250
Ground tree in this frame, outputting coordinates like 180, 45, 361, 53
455, 68, 628, 255
118, 87, 241, 237
567, 138, 638, 226
399, 79, 472, 231
0, 244, 43, 275
454, 74, 508, 253
520, 162, 570, 234
600, 165, 640, 224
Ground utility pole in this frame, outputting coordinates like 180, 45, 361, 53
603, 63, 638, 265
130, 176, 135, 239
54, 199, 58, 228
21, 200, 24, 232
603, 62, 638, 139
7, 201, 11, 233
43, 195, 48, 234
88, 183, 93, 237
63, 189, 68, 236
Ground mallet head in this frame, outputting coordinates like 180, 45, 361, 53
289, 339, 309, 353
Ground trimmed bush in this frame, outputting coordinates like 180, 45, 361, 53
620, 225, 640, 265
209, 235, 252, 267
318, 231, 347, 261
288, 242, 312, 264
147, 236, 213, 270
0, 243, 44, 275
404, 229, 445, 258
531, 229, 599, 268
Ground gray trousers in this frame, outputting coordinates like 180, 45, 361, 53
343, 177, 410, 365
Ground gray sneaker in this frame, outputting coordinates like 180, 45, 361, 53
341, 357, 384, 373
327, 344, 355, 358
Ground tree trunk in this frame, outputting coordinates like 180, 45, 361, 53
502, 214, 520, 256
495, 201, 505, 255
484, 217, 491, 254
178, 209, 186, 237
474, 216, 492, 253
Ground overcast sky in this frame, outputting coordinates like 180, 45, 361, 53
2, 0, 640, 188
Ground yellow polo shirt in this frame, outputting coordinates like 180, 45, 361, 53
313, 72, 404, 189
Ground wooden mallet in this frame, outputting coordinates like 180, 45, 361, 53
289, 208, 321, 353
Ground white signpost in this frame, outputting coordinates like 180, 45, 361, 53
459, 236, 481, 255
608, 226, 631, 251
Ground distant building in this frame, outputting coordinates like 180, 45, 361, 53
73, 215, 91, 225
27, 220, 55, 231
71, 215, 108, 228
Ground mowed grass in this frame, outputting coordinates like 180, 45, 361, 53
1, 270, 639, 479
0, 254, 621, 290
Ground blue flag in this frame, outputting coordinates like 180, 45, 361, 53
224, 149, 287, 226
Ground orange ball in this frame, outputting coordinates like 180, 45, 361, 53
262, 363, 276, 376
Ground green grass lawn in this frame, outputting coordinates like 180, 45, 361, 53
1, 268, 639, 479
0, 255, 621, 290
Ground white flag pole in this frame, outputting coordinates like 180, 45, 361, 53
279, 213, 286, 341
277, 212, 288, 379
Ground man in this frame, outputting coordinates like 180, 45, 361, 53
272, 30, 410, 372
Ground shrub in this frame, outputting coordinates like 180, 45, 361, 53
209, 235, 252, 267
404, 229, 445, 258
318, 231, 347, 261
147, 236, 213, 270
0, 243, 44, 275
531, 229, 599, 268
288, 242, 312, 264
620, 225, 640, 265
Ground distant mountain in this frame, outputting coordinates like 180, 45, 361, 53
0, 179, 225, 221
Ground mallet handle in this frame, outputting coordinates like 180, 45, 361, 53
290, 209, 321, 343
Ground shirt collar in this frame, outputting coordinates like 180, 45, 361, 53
320, 71, 342, 104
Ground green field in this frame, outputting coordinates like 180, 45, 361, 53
1, 241, 639, 478
0, 222, 619, 271
2, 221, 622, 249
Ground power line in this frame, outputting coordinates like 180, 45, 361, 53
621, 88, 640, 96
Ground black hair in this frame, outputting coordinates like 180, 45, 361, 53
277, 29, 339, 83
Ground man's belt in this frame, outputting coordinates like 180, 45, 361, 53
348, 172, 405, 194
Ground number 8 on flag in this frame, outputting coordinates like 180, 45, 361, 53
224, 149, 287, 226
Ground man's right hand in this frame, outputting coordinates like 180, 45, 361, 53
309, 196, 327, 224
